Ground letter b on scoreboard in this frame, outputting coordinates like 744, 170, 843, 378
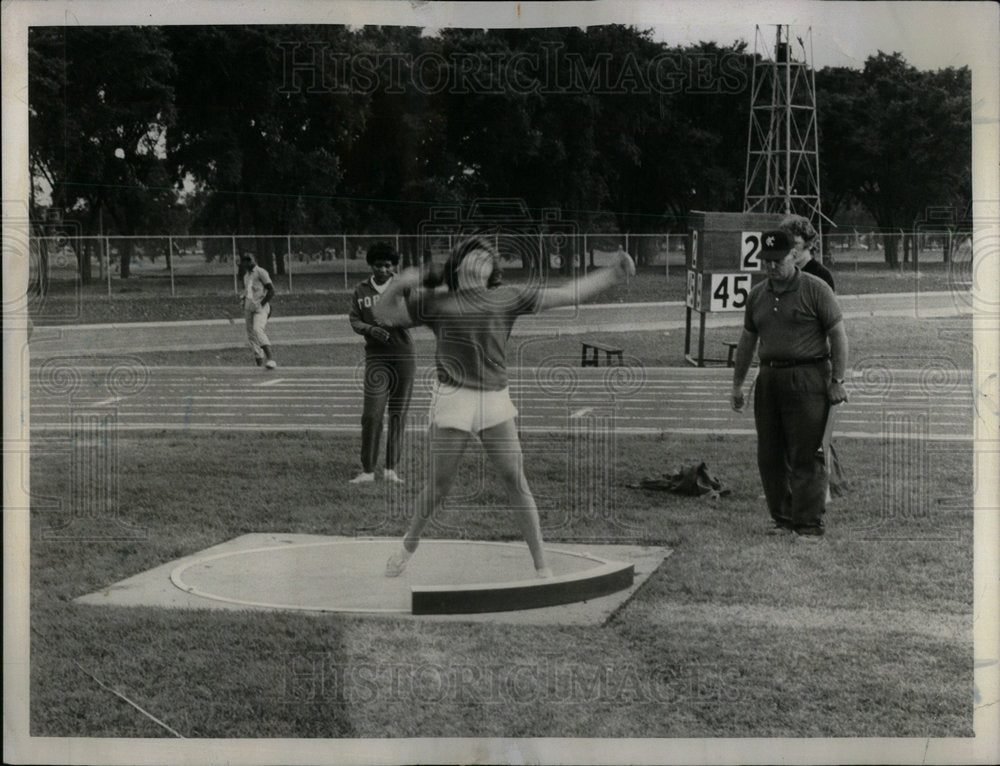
684, 210, 784, 366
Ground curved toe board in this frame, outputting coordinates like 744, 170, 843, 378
411, 562, 635, 615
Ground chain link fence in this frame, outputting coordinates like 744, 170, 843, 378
822, 230, 973, 272
30, 232, 692, 297
29, 229, 969, 297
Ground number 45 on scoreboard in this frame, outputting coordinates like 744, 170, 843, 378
709, 273, 751, 312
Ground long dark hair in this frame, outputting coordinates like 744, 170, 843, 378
423, 236, 503, 290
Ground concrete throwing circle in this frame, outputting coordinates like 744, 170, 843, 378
170, 539, 631, 614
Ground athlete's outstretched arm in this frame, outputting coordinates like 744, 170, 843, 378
535, 249, 635, 312
372, 267, 422, 327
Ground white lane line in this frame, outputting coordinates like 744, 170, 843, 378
31, 400, 971, 414
30, 364, 975, 375
31, 390, 974, 409
142, 380, 974, 393
28, 424, 977, 440
30, 403, 971, 419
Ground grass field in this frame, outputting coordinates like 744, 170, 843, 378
29, 431, 972, 738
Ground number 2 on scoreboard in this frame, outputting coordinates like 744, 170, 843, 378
741, 231, 762, 271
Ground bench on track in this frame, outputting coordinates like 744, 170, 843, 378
723, 341, 739, 368
581, 340, 624, 367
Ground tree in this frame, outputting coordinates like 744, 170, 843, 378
166, 26, 347, 273
644, 41, 755, 234
817, 53, 971, 267
31, 26, 971, 281
29, 26, 176, 280
816, 66, 868, 224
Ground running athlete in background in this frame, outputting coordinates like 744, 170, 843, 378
239, 253, 277, 369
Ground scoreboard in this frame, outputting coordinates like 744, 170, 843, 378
684, 211, 787, 365
686, 211, 787, 312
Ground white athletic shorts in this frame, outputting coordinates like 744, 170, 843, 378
429, 382, 518, 433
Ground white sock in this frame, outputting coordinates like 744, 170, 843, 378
395, 547, 412, 562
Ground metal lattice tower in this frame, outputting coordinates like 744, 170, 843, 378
743, 25, 825, 253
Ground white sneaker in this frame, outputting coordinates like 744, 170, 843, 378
385, 548, 412, 577
383, 469, 403, 484
349, 472, 375, 484
264, 359, 277, 369
535, 566, 554, 579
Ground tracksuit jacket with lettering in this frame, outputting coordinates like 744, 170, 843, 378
349, 278, 413, 354
349, 278, 415, 473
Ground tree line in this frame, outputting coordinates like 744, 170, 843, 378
28, 25, 970, 280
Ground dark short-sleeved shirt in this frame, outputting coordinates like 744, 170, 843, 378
744, 269, 843, 363
802, 258, 835, 291
406, 285, 540, 390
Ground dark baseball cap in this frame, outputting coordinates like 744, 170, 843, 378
759, 230, 792, 260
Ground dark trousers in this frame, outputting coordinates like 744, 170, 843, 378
753, 364, 831, 534
360, 354, 415, 472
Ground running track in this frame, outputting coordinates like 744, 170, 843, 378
28, 364, 976, 440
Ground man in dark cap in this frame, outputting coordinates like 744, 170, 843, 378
730, 230, 849, 541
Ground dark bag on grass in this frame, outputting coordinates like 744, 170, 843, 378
637, 462, 731, 499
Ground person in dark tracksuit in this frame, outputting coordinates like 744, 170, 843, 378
730, 230, 849, 542
348, 242, 415, 484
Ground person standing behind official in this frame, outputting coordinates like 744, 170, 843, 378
780, 214, 835, 291
348, 242, 416, 484
780, 214, 845, 499
239, 253, 277, 369
730, 230, 849, 541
